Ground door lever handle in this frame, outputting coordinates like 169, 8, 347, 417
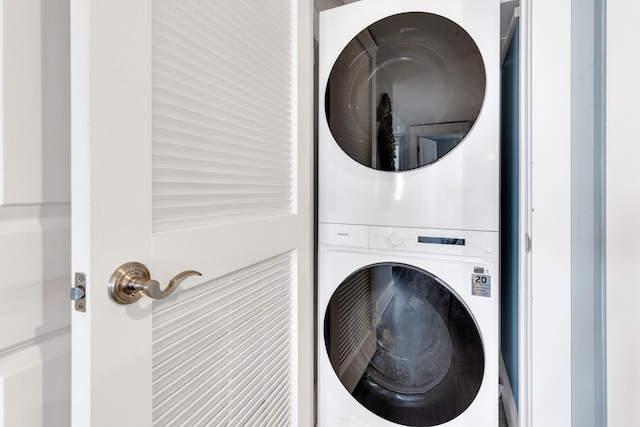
108, 262, 201, 305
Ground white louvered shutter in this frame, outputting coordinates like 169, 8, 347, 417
152, 254, 295, 426
151, 1, 303, 425
152, 1, 295, 232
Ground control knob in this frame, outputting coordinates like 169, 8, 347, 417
389, 230, 405, 247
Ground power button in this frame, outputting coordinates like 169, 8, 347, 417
389, 230, 405, 246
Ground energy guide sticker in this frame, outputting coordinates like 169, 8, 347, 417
471, 274, 491, 297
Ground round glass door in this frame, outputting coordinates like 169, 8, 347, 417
325, 12, 485, 171
324, 263, 484, 426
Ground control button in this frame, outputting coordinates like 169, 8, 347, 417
389, 230, 405, 246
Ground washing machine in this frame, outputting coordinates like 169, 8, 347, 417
318, 0, 499, 231
318, 223, 499, 426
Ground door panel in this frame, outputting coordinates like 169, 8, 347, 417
152, 253, 295, 426
152, 0, 295, 232
71, 1, 313, 426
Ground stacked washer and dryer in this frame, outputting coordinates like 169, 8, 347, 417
317, 0, 500, 426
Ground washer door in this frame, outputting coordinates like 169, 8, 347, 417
324, 263, 484, 426
325, 12, 485, 171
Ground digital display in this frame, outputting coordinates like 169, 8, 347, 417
418, 236, 466, 246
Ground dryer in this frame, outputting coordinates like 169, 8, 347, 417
318, 224, 499, 426
318, 0, 500, 231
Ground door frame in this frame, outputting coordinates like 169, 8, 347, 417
519, 0, 574, 425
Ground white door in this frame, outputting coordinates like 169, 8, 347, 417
70, 1, 314, 426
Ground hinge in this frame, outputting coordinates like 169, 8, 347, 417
525, 233, 532, 253
70, 272, 86, 312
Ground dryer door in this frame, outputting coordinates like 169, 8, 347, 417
323, 263, 484, 426
325, 12, 485, 171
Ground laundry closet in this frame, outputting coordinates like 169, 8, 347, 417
314, 0, 520, 426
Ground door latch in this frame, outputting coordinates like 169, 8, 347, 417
71, 272, 86, 312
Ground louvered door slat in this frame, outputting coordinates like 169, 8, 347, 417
167, 306, 290, 426
153, 168, 291, 187
263, 384, 292, 427
336, 269, 373, 365
153, 94, 290, 146
153, 58, 287, 124
152, 0, 294, 232
153, 257, 291, 337
153, 140, 291, 170
153, 154, 291, 178
153, 278, 289, 378
328, 38, 373, 167
233, 358, 291, 426
153, 194, 293, 209
153, 4, 292, 96
152, 252, 294, 426
228, 333, 291, 418
186, 2, 292, 85
152, 182, 292, 197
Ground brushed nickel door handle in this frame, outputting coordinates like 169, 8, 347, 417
108, 262, 201, 305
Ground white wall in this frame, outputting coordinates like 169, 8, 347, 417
0, 0, 71, 425
606, 2, 640, 425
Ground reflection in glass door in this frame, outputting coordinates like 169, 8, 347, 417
325, 12, 486, 171
324, 263, 484, 426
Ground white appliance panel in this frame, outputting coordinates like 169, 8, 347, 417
318, 226, 499, 426
319, 0, 499, 231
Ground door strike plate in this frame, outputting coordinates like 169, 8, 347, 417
71, 272, 87, 312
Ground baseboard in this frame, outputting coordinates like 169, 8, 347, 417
499, 352, 519, 427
